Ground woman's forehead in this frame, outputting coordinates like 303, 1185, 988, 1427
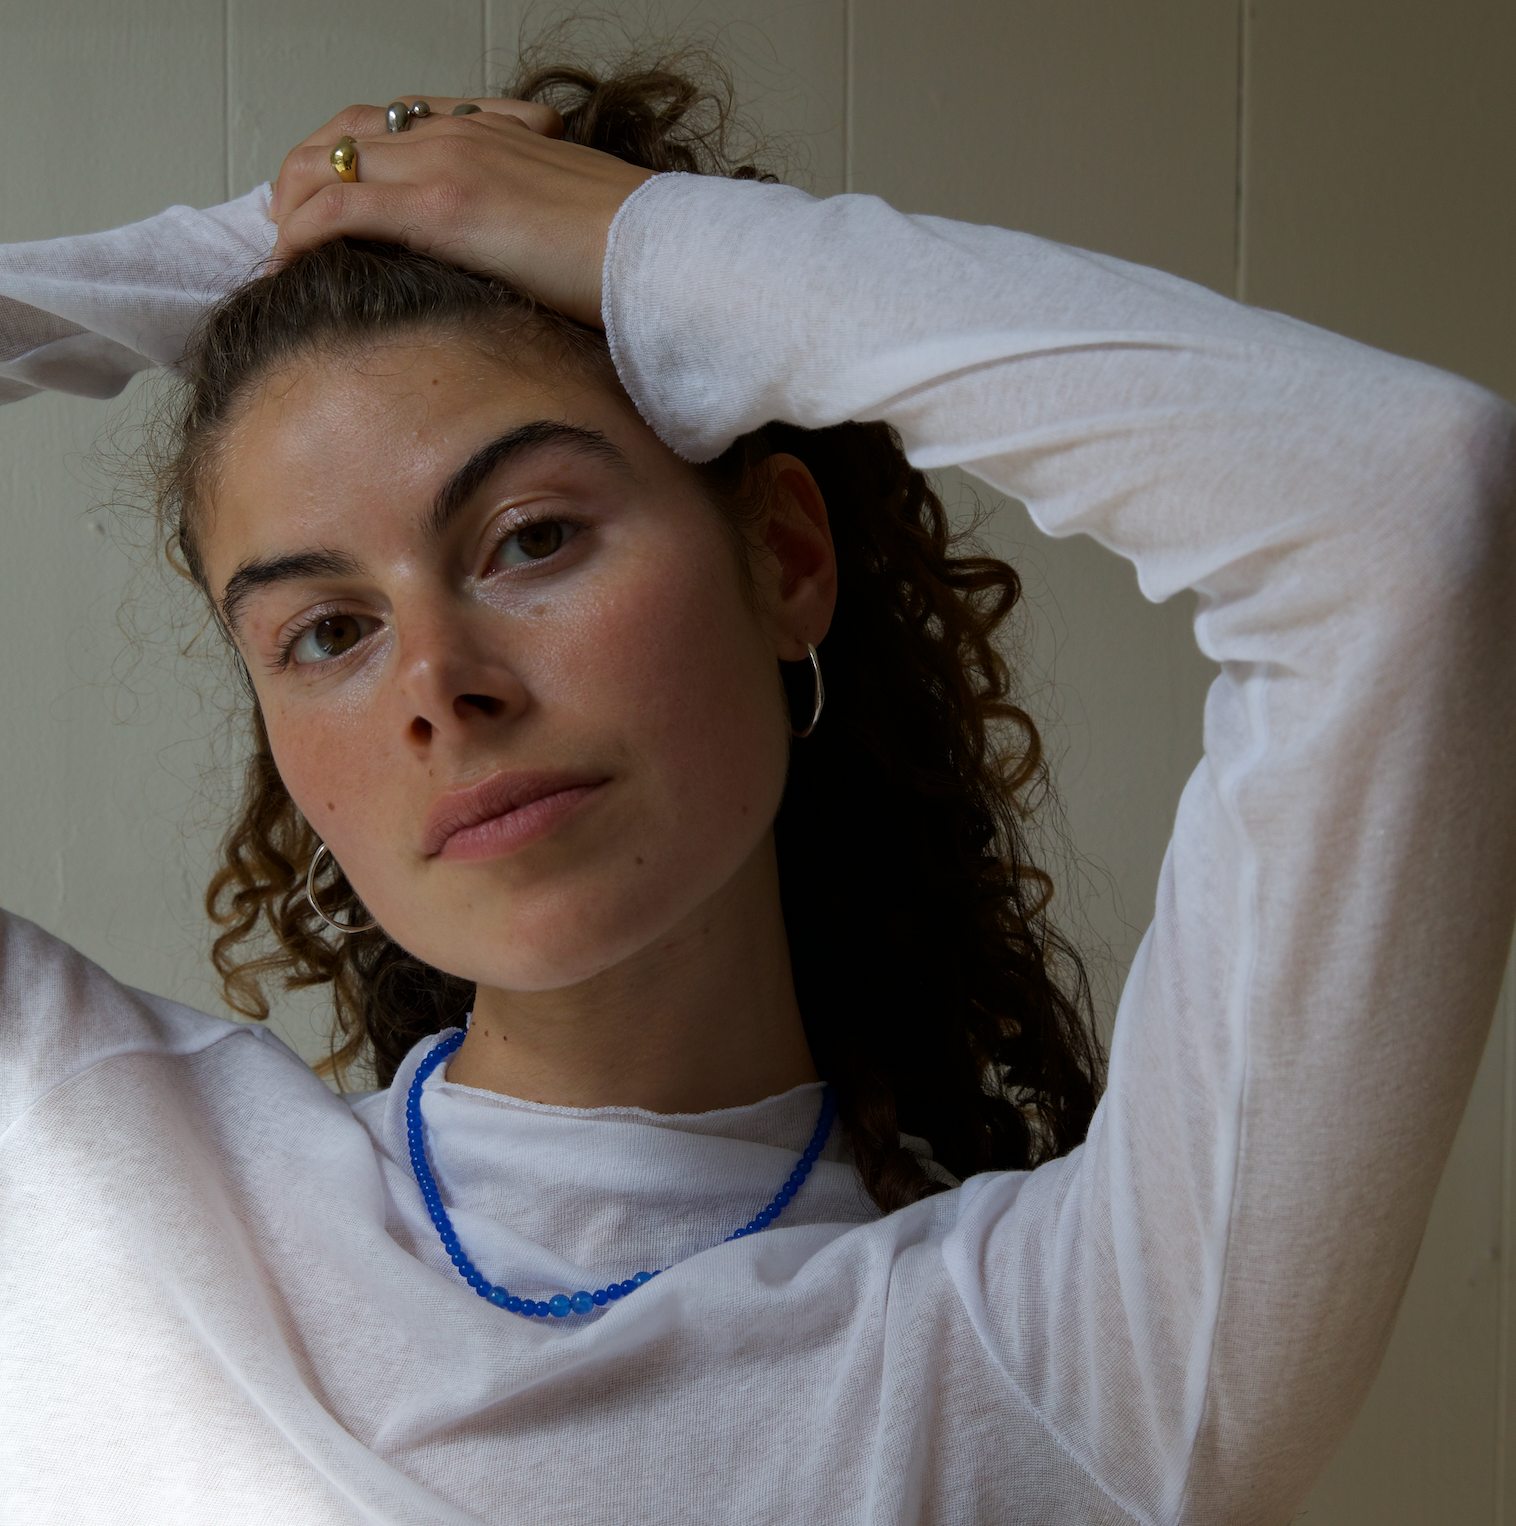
197, 340, 669, 586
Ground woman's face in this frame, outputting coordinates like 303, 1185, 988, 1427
197, 331, 833, 993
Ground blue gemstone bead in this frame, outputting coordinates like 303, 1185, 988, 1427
548, 1294, 571, 1318
489, 1287, 509, 1307
633, 1272, 652, 1286
467, 1271, 482, 1288
570, 1291, 594, 1314
536, 1303, 552, 1318
520, 1300, 537, 1316
476, 1282, 491, 1297
755, 1209, 772, 1227
606, 1284, 623, 1300
592, 1289, 609, 1306
505, 1297, 523, 1313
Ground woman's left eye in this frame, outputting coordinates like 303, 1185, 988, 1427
492, 518, 574, 569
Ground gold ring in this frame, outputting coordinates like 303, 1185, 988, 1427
329, 136, 359, 183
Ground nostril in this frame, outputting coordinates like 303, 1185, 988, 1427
410, 716, 434, 744
456, 693, 506, 719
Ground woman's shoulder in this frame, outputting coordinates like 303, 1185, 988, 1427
0, 908, 288, 1139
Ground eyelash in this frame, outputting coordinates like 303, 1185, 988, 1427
272, 512, 582, 672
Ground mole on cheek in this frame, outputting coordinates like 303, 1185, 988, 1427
326, 801, 336, 812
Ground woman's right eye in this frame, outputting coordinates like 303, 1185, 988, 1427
289, 614, 372, 666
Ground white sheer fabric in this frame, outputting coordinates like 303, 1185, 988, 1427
1, 174, 1513, 1524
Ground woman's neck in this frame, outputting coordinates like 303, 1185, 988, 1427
443, 834, 819, 1114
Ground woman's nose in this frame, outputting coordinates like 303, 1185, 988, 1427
393, 610, 529, 751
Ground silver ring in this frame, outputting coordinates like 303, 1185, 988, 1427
451, 102, 482, 116
386, 101, 412, 133
305, 842, 378, 934
409, 100, 431, 121
791, 643, 825, 738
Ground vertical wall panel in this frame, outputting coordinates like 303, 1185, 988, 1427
0, 1, 235, 1038
1243, 0, 1516, 404
848, 0, 1234, 1008
0, 0, 225, 238
1242, 4, 1515, 1519
850, 0, 1240, 292
1503, 956, 1516, 1524
228, 0, 487, 196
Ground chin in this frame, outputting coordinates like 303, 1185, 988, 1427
386, 887, 689, 995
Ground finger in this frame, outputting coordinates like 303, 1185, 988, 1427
271, 125, 562, 249
444, 99, 563, 138
271, 183, 443, 267
271, 97, 562, 218
270, 120, 542, 230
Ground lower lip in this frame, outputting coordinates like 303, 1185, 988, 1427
437, 783, 605, 862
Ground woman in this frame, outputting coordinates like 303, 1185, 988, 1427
1, 57, 1513, 1526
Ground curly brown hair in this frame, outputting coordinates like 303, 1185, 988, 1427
160, 50, 1104, 1213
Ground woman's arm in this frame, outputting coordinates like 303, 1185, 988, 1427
0, 188, 273, 403
601, 173, 1516, 1523
12, 122, 1515, 1518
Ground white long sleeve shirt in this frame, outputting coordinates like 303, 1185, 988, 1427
1, 173, 1514, 1526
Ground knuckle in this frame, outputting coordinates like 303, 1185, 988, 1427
415, 177, 464, 224
312, 182, 351, 226
334, 103, 380, 136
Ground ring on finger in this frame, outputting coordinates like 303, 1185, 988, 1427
451, 102, 481, 116
387, 99, 432, 133
329, 135, 359, 182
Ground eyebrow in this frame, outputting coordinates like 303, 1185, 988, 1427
217, 421, 631, 636
219, 548, 362, 637
426, 420, 632, 541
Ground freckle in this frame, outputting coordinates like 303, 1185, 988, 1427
635, 856, 644, 866
326, 801, 336, 811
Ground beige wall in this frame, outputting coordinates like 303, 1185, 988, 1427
1, 1, 1510, 1516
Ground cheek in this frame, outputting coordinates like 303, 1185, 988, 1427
552, 528, 789, 827
259, 670, 392, 847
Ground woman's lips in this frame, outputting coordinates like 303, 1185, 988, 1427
423, 772, 608, 861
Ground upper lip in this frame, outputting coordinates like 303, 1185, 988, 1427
421, 769, 606, 856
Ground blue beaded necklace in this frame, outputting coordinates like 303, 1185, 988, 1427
406, 1028, 838, 1320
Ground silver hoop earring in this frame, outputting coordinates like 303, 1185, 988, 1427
305, 842, 378, 934
791, 642, 825, 738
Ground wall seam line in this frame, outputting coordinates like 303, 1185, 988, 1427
222, 0, 232, 201
1232, 0, 1251, 303
842, 0, 853, 194
1497, 946, 1515, 1526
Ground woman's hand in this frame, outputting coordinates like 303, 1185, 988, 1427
268, 98, 653, 329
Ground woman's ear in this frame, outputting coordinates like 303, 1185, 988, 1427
759, 453, 837, 659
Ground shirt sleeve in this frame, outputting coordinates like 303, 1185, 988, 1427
0, 186, 275, 405
603, 172, 1516, 1524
